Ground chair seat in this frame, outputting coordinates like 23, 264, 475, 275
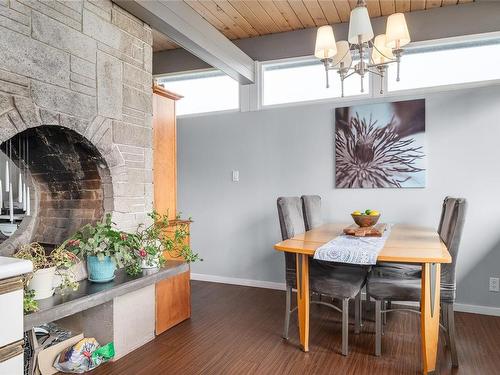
367, 272, 421, 301
286, 259, 367, 299
367, 271, 456, 303
374, 262, 422, 277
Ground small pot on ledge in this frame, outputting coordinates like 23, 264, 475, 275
87, 256, 116, 283
29, 266, 56, 300
140, 254, 161, 270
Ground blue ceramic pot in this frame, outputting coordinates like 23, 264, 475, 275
87, 256, 116, 283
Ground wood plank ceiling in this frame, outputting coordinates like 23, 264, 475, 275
153, 0, 474, 52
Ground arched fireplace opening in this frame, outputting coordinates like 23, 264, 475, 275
0, 125, 112, 254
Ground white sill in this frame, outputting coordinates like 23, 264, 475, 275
176, 108, 240, 119
260, 93, 371, 111
383, 78, 500, 98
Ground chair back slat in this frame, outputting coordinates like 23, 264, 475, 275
277, 197, 305, 240
301, 195, 323, 231
438, 196, 467, 302
277, 197, 305, 288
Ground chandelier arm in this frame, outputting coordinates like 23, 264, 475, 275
342, 70, 358, 80
331, 49, 351, 70
365, 67, 384, 77
367, 59, 398, 69
370, 41, 398, 63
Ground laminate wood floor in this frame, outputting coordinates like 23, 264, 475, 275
93, 281, 500, 375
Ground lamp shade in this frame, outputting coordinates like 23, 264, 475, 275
348, 6, 374, 44
386, 13, 410, 48
314, 25, 337, 59
371, 34, 393, 64
332, 41, 352, 67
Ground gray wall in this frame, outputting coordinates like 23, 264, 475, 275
178, 84, 500, 309
154, 1, 500, 75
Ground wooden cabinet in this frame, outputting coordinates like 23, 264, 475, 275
155, 270, 191, 334
153, 85, 180, 221
152, 85, 192, 335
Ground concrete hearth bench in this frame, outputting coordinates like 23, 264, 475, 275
24, 261, 189, 359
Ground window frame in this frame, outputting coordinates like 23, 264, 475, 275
259, 31, 500, 108
154, 31, 500, 115
259, 55, 372, 110
154, 68, 241, 118
384, 31, 500, 96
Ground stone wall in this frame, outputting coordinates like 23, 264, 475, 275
0, 0, 153, 240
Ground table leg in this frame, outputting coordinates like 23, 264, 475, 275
421, 263, 441, 374
296, 253, 310, 352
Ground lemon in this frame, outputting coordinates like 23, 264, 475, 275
369, 210, 379, 216
352, 211, 362, 216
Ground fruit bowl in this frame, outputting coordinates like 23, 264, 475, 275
351, 213, 380, 227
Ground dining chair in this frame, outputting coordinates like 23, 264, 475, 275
277, 196, 367, 355
301, 195, 366, 327
367, 196, 467, 367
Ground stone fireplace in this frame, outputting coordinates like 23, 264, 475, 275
0, 0, 154, 256
1, 126, 112, 247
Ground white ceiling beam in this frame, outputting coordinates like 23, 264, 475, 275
114, 0, 255, 84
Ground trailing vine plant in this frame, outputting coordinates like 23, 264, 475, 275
125, 211, 201, 276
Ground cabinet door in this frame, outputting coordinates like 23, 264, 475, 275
155, 271, 191, 335
0, 353, 24, 375
0, 289, 23, 347
153, 92, 177, 220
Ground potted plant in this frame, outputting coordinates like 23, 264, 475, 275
64, 214, 135, 283
126, 211, 200, 276
14, 242, 79, 300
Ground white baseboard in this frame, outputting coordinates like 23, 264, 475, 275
454, 303, 500, 317
190, 273, 286, 291
191, 273, 500, 317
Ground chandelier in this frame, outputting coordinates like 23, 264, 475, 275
314, 0, 411, 96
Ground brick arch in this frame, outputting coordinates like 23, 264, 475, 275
0, 95, 124, 172
0, 95, 124, 255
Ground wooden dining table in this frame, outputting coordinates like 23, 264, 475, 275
274, 223, 451, 375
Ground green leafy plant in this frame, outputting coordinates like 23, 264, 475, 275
125, 211, 201, 276
23, 289, 38, 314
14, 242, 80, 294
63, 213, 135, 269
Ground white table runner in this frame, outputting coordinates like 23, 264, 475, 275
313, 225, 392, 265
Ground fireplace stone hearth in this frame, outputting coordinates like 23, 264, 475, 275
0, 0, 154, 256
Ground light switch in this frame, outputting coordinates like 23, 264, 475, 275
232, 170, 239, 182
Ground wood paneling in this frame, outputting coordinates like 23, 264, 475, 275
154, 0, 471, 51
155, 271, 191, 334
258, 0, 294, 31
273, 0, 304, 28
411, 0, 426, 11
288, 0, 316, 28
318, 0, 341, 24
199, 0, 251, 38
303, 0, 329, 26
379, 0, 395, 15
228, 1, 275, 34
153, 86, 191, 336
214, 1, 260, 36
92, 281, 500, 375
153, 86, 180, 221
333, 0, 352, 21
395, 0, 411, 12
151, 29, 177, 52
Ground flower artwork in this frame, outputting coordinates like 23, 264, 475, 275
335, 99, 426, 188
